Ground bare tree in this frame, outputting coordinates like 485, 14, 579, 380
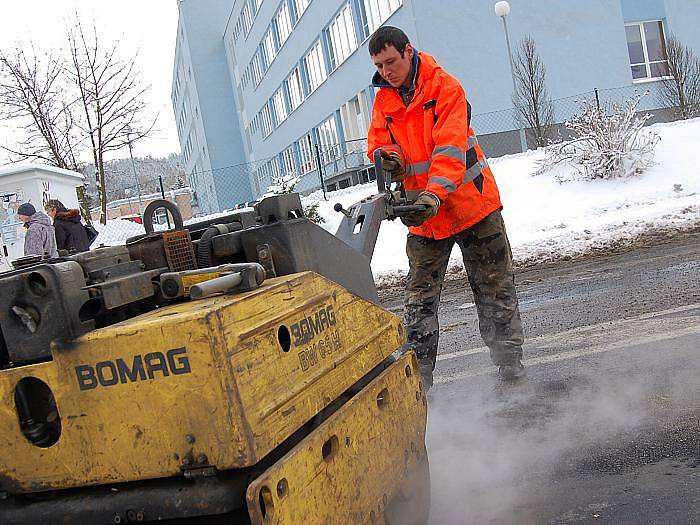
0, 45, 95, 221
512, 35, 555, 148
659, 34, 700, 120
0, 45, 82, 169
66, 18, 155, 224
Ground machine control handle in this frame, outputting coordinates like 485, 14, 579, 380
374, 149, 387, 193
391, 204, 429, 216
333, 203, 352, 218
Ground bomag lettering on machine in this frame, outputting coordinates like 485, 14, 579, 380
75, 347, 192, 390
0, 191, 430, 525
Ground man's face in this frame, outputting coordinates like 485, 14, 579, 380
372, 43, 414, 88
17, 214, 30, 224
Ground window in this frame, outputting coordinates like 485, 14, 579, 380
326, 3, 358, 70
272, 87, 288, 125
317, 116, 340, 164
262, 28, 277, 68
294, 0, 311, 20
174, 70, 182, 102
304, 40, 327, 92
359, 0, 402, 37
285, 68, 304, 111
240, 2, 253, 36
276, 1, 293, 46
234, 18, 243, 40
281, 146, 297, 177
625, 21, 669, 81
298, 133, 316, 174
340, 92, 371, 142
260, 104, 274, 138
251, 50, 264, 85
257, 157, 280, 186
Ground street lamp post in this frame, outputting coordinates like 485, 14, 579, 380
495, 1, 528, 153
124, 125, 143, 214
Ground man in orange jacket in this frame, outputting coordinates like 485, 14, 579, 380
367, 27, 524, 388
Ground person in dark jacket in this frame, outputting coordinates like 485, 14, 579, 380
17, 202, 59, 258
45, 199, 91, 253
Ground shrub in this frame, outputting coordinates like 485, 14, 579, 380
538, 93, 660, 181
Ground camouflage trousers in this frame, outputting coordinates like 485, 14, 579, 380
404, 210, 524, 379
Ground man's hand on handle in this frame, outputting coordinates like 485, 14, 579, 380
400, 192, 440, 227
380, 150, 405, 183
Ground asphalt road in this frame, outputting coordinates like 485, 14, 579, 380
383, 233, 700, 525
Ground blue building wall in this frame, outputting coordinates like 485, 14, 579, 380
174, 0, 253, 214
621, 0, 667, 22
174, 0, 700, 206
665, 0, 700, 52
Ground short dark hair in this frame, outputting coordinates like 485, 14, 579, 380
368, 26, 410, 57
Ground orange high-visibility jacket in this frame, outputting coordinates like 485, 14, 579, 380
368, 51, 503, 240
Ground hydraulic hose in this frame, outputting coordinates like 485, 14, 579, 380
196, 222, 243, 268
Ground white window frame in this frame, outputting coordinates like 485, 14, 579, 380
260, 104, 274, 138
262, 27, 277, 68
326, 3, 358, 70
275, 1, 293, 47
317, 116, 340, 164
294, 0, 311, 20
304, 39, 327, 93
625, 20, 670, 83
361, 0, 402, 36
281, 146, 297, 177
298, 133, 316, 174
272, 87, 288, 125
285, 67, 304, 111
251, 50, 264, 86
240, 2, 253, 36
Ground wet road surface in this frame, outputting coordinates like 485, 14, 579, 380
380, 234, 700, 524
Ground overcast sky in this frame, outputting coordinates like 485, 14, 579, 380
0, 0, 180, 164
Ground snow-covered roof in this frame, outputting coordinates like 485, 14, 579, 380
0, 163, 85, 182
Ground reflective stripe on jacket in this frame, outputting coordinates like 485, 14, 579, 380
368, 51, 502, 240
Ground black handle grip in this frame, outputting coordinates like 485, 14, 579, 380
374, 149, 387, 193
392, 204, 429, 216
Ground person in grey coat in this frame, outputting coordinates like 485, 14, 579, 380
17, 203, 58, 258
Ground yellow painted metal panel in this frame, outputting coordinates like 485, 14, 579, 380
245, 352, 429, 525
0, 272, 406, 493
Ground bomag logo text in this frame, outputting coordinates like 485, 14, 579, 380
75, 347, 192, 391
290, 304, 336, 346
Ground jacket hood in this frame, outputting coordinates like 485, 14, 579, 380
26, 211, 53, 228
55, 209, 82, 222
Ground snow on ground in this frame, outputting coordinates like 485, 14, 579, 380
303, 117, 700, 281
92, 219, 145, 246
94, 118, 700, 280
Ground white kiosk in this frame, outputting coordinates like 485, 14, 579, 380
0, 164, 85, 270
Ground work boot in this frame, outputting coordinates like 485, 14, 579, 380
497, 360, 526, 382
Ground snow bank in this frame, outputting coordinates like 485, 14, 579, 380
92, 219, 145, 247
303, 117, 700, 280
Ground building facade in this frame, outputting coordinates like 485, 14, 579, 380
173, 0, 700, 214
